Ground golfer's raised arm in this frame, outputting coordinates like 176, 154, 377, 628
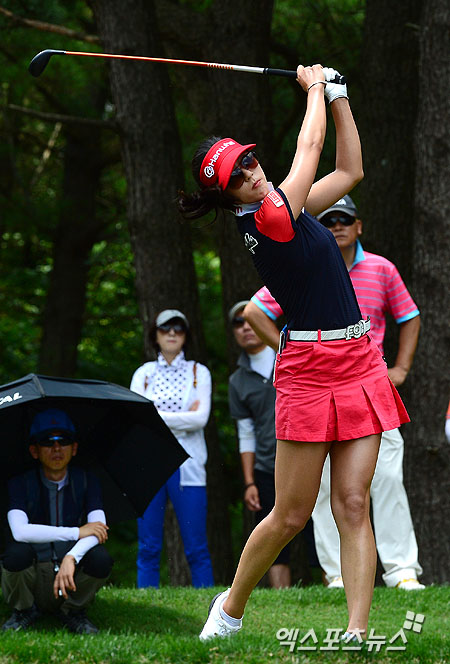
278, 64, 327, 220
305, 76, 363, 217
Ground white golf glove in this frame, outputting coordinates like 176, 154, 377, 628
322, 67, 348, 103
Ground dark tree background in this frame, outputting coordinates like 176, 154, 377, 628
0, 0, 448, 586
360, 0, 450, 584
407, 0, 450, 583
38, 119, 107, 376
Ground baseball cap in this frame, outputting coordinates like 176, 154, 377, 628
200, 138, 256, 190
316, 195, 358, 220
155, 309, 189, 328
30, 408, 76, 443
228, 300, 250, 323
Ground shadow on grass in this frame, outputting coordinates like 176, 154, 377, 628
0, 593, 200, 638
93, 594, 200, 636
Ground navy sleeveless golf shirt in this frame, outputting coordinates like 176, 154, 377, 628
235, 188, 361, 331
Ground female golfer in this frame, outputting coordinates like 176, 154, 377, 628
179, 65, 409, 642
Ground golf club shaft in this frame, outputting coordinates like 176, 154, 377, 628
69, 50, 280, 74
29, 49, 346, 83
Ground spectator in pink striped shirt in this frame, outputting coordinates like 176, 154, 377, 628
245, 195, 425, 591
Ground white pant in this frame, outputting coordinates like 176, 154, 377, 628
312, 428, 423, 587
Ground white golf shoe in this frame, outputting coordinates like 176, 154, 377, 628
199, 589, 242, 641
396, 578, 425, 590
327, 576, 344, 589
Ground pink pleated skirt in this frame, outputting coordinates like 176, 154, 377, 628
273, 334, 409, 442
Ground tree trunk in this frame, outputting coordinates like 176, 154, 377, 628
38, 124, 104, 376
359, 0, 422, 283
193, 0, 276, 342
164, 501, 191, 586
156, 0, 275, 368
92, 0, 234, 584
361, 0, 450, 582
359, 1, 423, 367
406, 0, 450, 583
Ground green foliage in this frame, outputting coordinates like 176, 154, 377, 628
271, 0, 365, 182
177, 0, 214, 11
78, 223, 142, 386
0, 1, 133, 386
107, 520, 138, 588
0, 585, 447, 663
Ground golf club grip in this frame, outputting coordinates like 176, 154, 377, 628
265, 68, 346, 84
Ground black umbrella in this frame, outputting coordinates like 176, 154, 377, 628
0, 373, 188, 523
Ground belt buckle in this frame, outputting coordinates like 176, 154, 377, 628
345, 319, 364, 340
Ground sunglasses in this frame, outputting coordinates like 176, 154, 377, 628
228, 152, 259, 189
319, 214, 356, 228
157, 323, 186, 334
232, 316, 246, 328
37, 435, 73, 448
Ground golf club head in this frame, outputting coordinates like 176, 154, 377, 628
28, 49, 65, 77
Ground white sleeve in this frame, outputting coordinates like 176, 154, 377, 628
237, 418, 257, 454
130, 364, 149, 397
7, 509, 79, 543
446, 418, 450, 443
65, 509, 107, 564
158, 364, 212, 433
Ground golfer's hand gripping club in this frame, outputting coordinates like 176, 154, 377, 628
322, 67, 348, 103
265, 66, 346, 84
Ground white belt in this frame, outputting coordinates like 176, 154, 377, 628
289, 318, 370, 342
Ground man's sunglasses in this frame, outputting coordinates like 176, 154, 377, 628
157, 323, 186, 334
228, 152, 259, 189
37, 435, 74, 448
232, 316, 246, 328
319, 214, 356, 228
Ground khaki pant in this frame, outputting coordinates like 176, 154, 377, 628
1, 561, 107, 614
312, 428, 422, 586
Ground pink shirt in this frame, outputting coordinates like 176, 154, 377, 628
251, 241, 419, 354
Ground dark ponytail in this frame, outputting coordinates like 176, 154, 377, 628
178, 136, 234, 221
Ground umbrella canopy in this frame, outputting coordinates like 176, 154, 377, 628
0, 373, 188, 523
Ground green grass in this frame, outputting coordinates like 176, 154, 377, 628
0, 585, 448, 663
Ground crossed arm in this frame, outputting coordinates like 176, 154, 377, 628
7, 509, 108, 599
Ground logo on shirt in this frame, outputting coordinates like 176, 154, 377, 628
267, 190, 284, 208
244, 233, 258, 254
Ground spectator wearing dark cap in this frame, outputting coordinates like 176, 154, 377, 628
1, 409, 113, 634
130, 309, 214, 588
245, 194, 424, 591
228, 301, 291, 588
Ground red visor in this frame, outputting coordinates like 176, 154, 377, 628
199, 138, 256, 190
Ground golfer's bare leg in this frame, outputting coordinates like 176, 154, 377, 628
223, 440, 330, 618
329, 433, 381, 635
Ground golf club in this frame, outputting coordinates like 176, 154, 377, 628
28, 49, 345, 84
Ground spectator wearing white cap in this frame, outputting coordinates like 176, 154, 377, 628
130, 310, 214, 588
